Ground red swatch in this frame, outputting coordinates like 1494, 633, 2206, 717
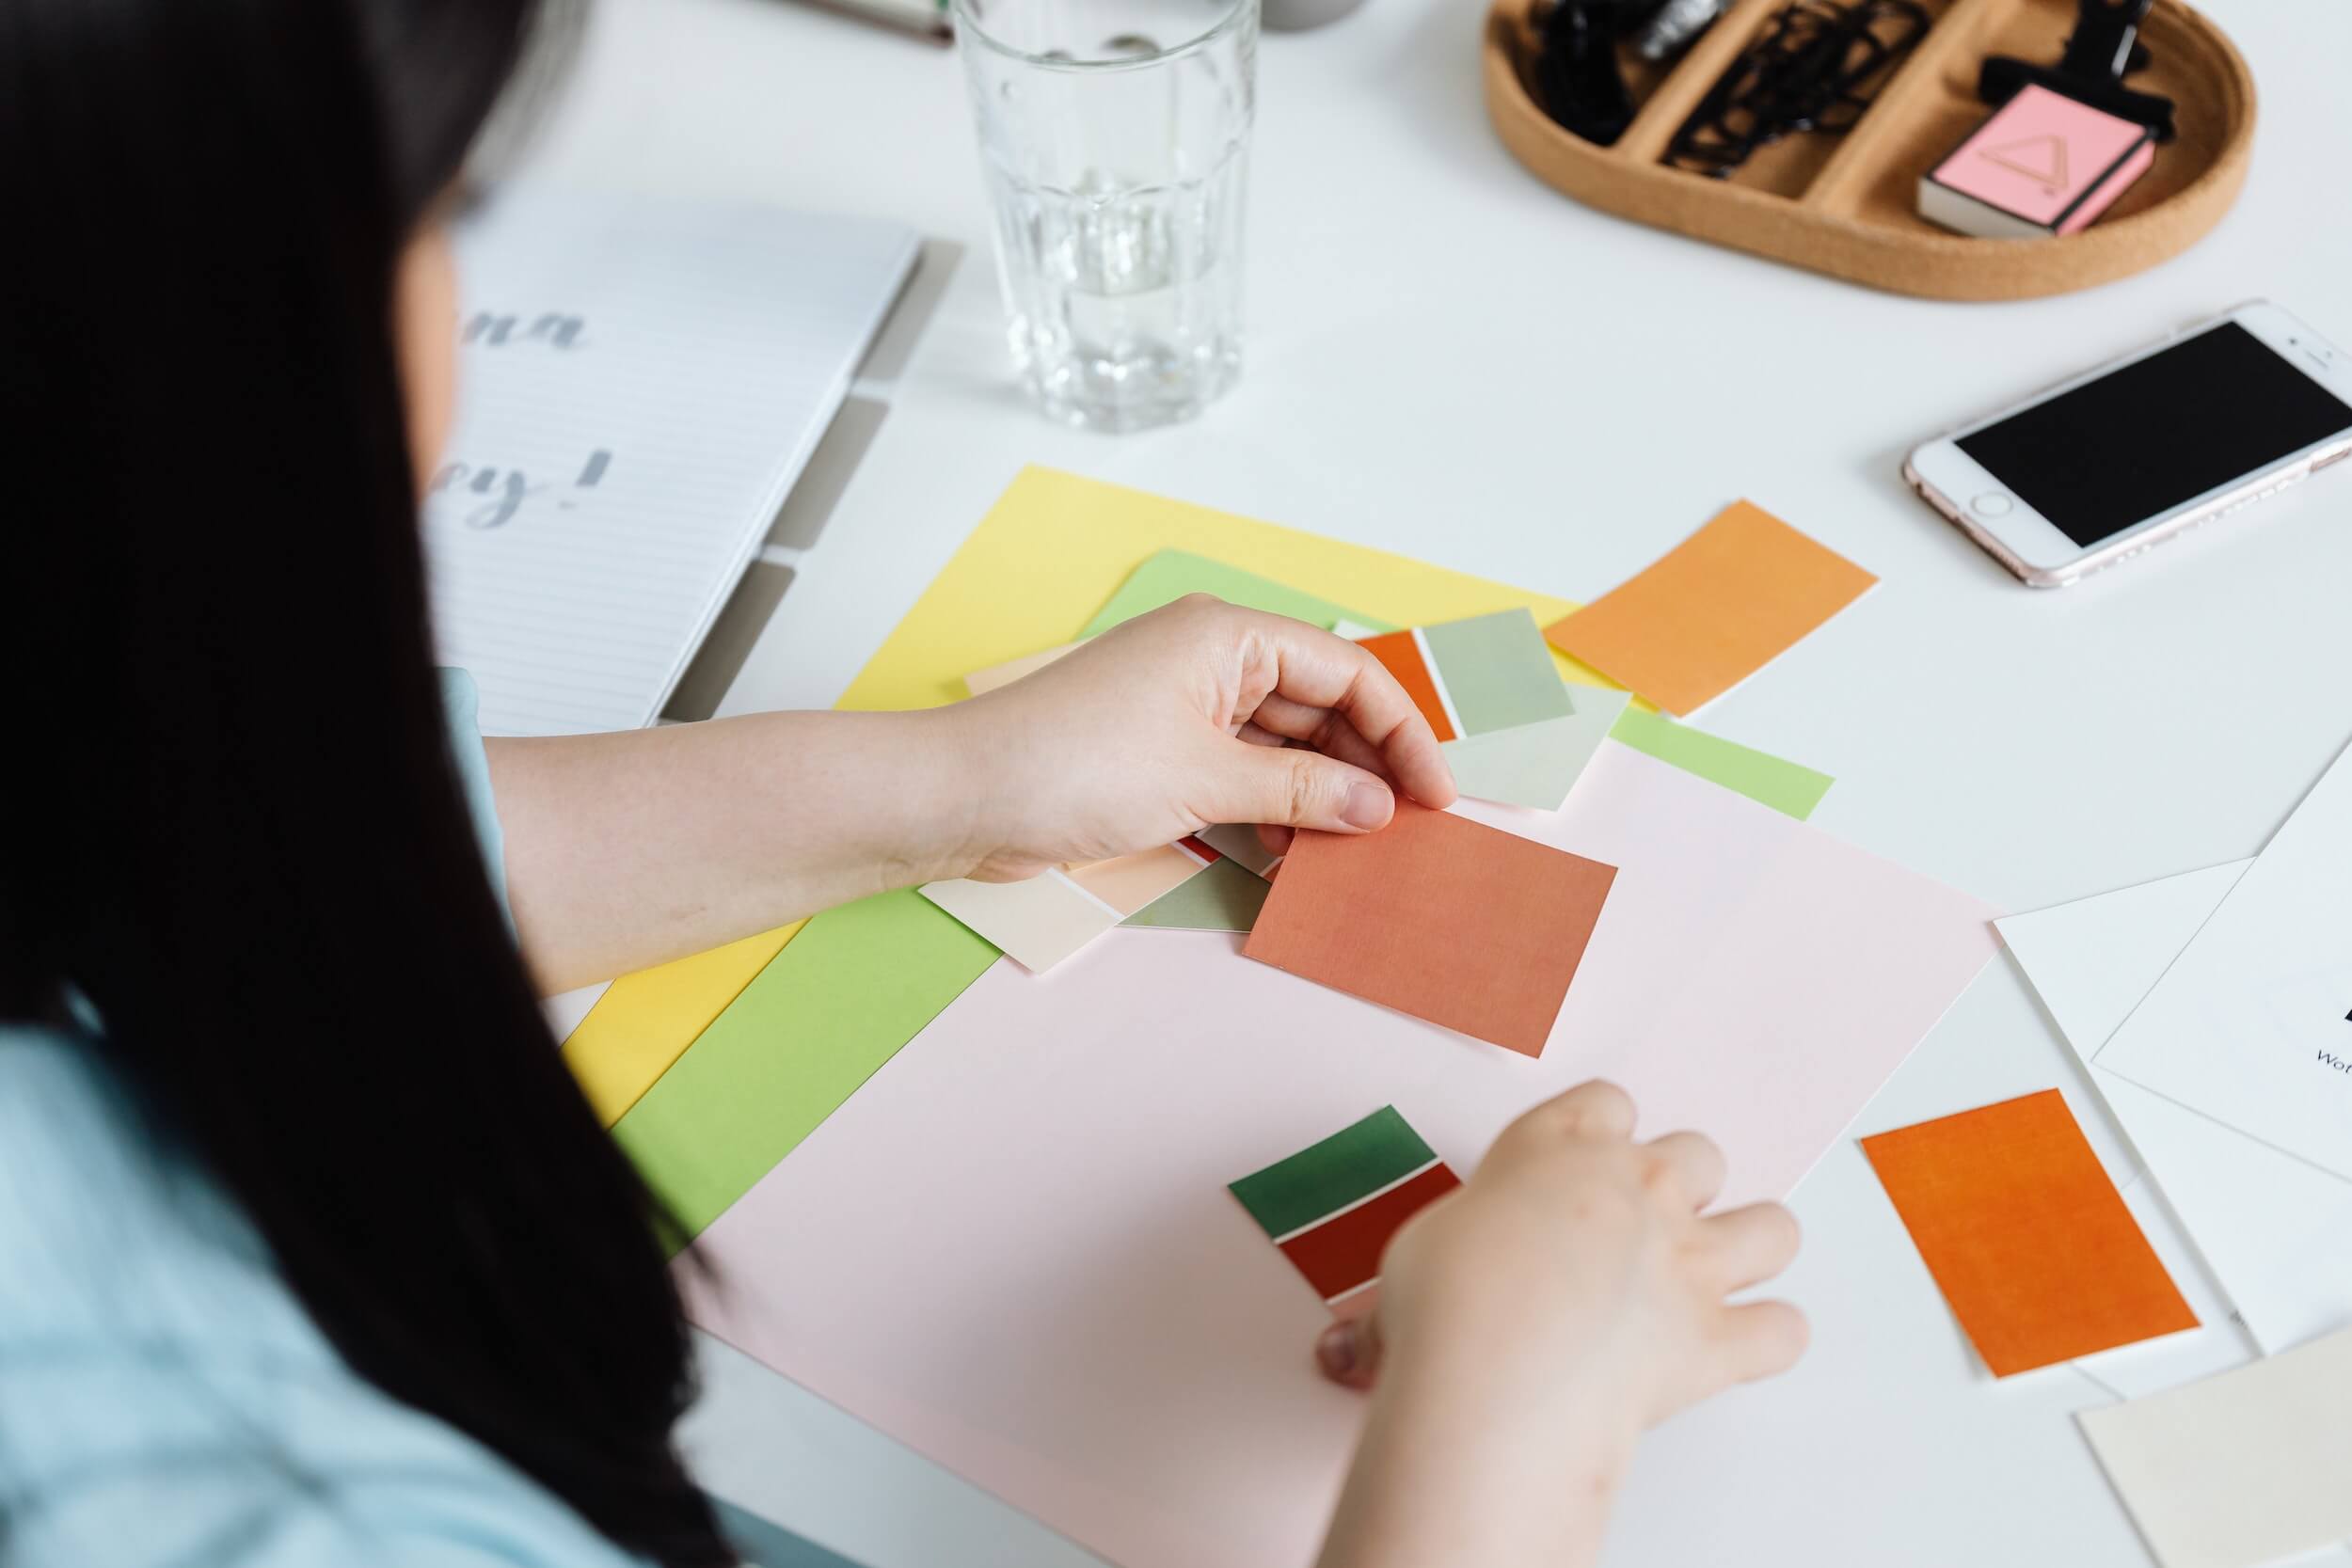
1277, 1163, 1461, 1299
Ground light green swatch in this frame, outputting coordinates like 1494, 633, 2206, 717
1420, 610, 1574, 735
612, 889, 996, 1245
1081, 549, 1397, 638
1607, 707, 1835, 820
1443, 688, 1629, 811
1121, 857, 1270, 932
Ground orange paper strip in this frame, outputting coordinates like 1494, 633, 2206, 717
1544, 500, 1875, 716
1242, 802, 1615, 1055
1861, 1088, 2198, 1377
1355, 630, 1456, 742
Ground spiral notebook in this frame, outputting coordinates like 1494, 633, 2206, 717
423, 183, 919, 736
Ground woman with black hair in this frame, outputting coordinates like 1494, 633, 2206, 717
0, 2, 1804, 1564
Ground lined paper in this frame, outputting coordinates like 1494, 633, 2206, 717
425, 184, 918, 736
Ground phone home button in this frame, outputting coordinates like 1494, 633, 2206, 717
1971, 492, 2014, 517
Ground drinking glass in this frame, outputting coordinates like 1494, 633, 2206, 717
954, 0, 1257, 431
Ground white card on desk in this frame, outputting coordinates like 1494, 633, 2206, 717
2094, 739, 2352, 1185
1999, 863, 2352, 1356
425, 184, 918, 736
2076, 1323, 2352, 1568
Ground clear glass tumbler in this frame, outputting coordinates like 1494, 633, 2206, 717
954, 0, 1257, 431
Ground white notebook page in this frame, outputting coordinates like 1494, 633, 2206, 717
424, 184, 918, 736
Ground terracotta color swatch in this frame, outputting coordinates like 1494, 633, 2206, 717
1229, 1105, 1463, 1319
1545, 501, 1876, 716
1862, 1089, 2198, 1377
1242, 801, 1616, 1055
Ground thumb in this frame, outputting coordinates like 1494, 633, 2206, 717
1208, 742, 1395, 833
1315, 1308, 1385, 1390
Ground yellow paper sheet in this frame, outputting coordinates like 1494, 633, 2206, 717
842, 467, 1606, 714
562, 919, 805, 1126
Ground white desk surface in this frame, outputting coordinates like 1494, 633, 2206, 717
521, 2, 2352, 1562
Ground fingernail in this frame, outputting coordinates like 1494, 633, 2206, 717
1342, 783, 1391, 830
1316, 1321, 1359, 1377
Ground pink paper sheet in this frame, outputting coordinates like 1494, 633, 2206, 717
679, 744, 1999, 1568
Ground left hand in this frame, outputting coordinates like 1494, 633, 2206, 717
942, 594, 1457, 881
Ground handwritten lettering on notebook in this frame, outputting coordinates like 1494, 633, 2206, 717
425, 184, 916, 736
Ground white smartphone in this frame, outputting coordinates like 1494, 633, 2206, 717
1905, 302, 2352, 587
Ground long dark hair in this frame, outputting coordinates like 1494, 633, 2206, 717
0, 2, 727, 1562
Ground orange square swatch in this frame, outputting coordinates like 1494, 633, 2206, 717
1242, 801, 1616, 1055
1545, 501, 1875, 716
1861, 1089, 2197, 1377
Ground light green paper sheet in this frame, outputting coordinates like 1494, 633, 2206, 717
1080, 550, 1400, 639
1607, 708, 1835, 821
612, 889, 996, 1245
1121, 857, 1270, 932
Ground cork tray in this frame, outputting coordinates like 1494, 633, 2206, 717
1483, 0, 2255, 299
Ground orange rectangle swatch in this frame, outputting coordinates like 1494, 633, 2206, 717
1861, 1089, 2197, 1378
1242, 801, 1615, 1055
1354, 630, 1456, 742
1545, 501, 1875, 716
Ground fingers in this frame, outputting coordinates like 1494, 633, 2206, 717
1645, 1131, 1726, 1212
1526, 1080, 1638, 1141
1248, 693, 1396, 781
1314, 1308, 1385, 1391
1699, 1202, 1801, 1291
1202, 741, 1399, 834
1226, 610, 1457, 810
1717, 1299, 1809, 1384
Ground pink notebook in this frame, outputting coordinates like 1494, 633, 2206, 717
1919, 84, 2156, 239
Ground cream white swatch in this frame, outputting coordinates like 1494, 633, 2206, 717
2078, 1323, 2352, 1568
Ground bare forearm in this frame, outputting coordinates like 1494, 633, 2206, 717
1316, 1350, 1631, 1568
485, 706, 986, 992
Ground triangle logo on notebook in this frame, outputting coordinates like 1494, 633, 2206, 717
1980, 134, 2069, 194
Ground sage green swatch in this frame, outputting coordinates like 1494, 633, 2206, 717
612, 888, 996, 1244
1080, 549, 1397, 639
1607, 707, 1835, 820
1121, 857, 1270, 932
1420, 610, 1574, 735
1229, 1105, 1436, 1239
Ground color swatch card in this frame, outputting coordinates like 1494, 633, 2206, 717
1353, 610, 1626, 811
920, 838, 1227, 973
679, 736, 2000, 1568
2077, 1323, 2352, 1568
1998, 862, 2352, 1355
1244, 801, 1617, 1055
1861, 1089, 2197, 1377
1545, 501, 1876, 717
1122, 857, 1271, 933
2095, 737, 2352, 1185
1068, 547, 1836, 820
1228, 1106, 1462, 1321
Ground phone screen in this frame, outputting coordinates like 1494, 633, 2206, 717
1957, 323, 2352, 547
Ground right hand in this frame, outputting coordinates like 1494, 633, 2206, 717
1311, 1083, 1806, 1568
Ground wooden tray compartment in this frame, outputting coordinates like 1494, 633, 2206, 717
1483, 0, 2255, 299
